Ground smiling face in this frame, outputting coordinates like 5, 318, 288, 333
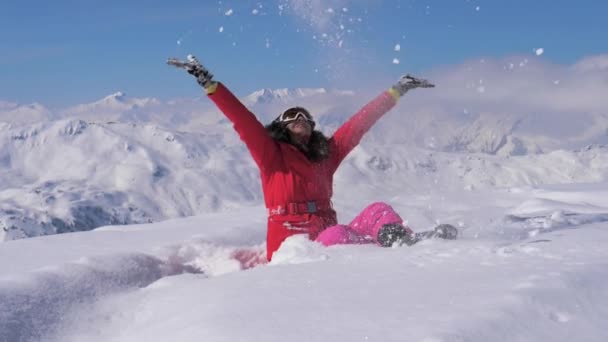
285, 117, 312, 144
278, 107, 315, 145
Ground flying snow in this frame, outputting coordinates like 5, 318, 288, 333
225, 9, 234, 16
393, 58, 400, 64
394, 44, 401, 52
476, 79, 486, 93
535, 48, 544, 56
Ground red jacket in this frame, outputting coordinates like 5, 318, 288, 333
208, 83, 398, 260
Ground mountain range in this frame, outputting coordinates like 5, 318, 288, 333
1, 86, 607, 240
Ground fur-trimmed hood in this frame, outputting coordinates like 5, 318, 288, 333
265, 119, 330, 162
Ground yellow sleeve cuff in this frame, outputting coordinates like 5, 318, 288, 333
388, 87, 401, 102
205, 82, 218, 95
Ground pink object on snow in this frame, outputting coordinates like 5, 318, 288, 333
315, 202, 412, 246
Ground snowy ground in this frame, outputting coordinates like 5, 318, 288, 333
1, 180, 608, 341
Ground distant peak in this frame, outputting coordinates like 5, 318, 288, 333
244, 87, 330, 104
94, 92, 128, 106
26, 102, 46, 109
105, 91, 126, 99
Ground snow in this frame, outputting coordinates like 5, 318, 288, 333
243, 87, 329, 104
2, 183, 608, 341
1, 118, 608, 341
536, 48, 545, 56
2, 50, 608, 342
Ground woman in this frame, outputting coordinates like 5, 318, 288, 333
170, 55, 450, 261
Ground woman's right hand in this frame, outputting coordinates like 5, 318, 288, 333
167, 54, 216, 91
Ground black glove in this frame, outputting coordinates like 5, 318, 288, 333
167, 55, 216, 90
392, 74, 435, 96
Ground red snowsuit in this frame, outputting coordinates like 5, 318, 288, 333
208, 83, 398, 260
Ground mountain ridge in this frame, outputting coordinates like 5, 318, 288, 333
1, 117, 608, 241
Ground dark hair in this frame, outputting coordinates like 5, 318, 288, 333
265, 107, 330, 162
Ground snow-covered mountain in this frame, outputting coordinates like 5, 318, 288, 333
243, 87, 354, 105
5, 75, 606, 156
244, 87, 327, 104
0, 118, 262, 241
61, 92, 162, 122
1, 111, 608, 241
0, 102, 54, 125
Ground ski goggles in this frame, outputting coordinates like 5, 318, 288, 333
278, 108, 315, 125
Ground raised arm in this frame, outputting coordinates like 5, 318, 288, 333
330, 90, 398, 166
168, 55, 278, 171
330, 75, 435, 167
206, 82, 279, 170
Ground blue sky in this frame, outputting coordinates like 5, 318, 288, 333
1, 0, 606, 107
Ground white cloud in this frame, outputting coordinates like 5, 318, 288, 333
573, 54, 608, 72
410, 54, 607, 117
0, 100, 18, 111
378, 54, 608, 152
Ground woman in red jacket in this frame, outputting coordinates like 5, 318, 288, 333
170, 55, 450, 261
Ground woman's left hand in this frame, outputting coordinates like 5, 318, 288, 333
392, 74, 435, 96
